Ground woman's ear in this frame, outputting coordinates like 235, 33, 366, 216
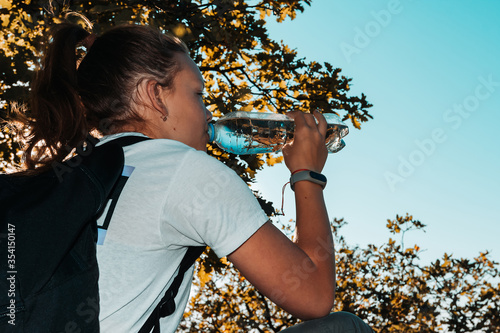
145, 80, 168, 120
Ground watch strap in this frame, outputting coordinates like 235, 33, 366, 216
290, 170, 327, 191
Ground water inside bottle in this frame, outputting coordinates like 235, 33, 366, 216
214, 115, 348, 155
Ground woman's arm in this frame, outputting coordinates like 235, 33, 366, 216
228, 110, 335, 319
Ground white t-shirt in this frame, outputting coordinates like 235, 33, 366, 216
96, 132, 268, 332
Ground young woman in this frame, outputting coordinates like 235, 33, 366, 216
25, 22, 373, 332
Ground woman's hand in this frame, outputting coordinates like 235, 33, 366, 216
282, 110, 328, 174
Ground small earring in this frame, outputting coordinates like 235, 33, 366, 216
161, 114, 167, 122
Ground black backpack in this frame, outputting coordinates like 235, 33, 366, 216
0, 136, 204, 333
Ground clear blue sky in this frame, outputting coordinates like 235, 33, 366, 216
253, 0, 500, 264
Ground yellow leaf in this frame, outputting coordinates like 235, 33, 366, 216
172, 23, 190, 38
198, 268, 212, 288
241, 53, 251, 63
240, 105, 253, 112
352, 116, 361, 129
0, 0, 12, 9
259, 9, 265, 20
266, 154, 283, 167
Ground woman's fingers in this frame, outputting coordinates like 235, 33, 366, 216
290, 110, 327, 138
282, 110, 328, 173
313, 109, 327, 138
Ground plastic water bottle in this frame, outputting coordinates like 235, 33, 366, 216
208, 111, 349, 155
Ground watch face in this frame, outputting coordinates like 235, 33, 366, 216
310, 171, 327, 183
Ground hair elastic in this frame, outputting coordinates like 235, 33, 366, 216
291, 168, 310, 175
81, 33, 97, 50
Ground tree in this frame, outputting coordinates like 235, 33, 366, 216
0, 0, 372, 172
180, 215, 500, 332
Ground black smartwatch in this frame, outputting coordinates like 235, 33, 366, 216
290, 170, 327, 191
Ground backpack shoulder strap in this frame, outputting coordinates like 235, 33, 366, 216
98, 135, 205, 332
138, 246, 206, 333
96, 135, 151, 243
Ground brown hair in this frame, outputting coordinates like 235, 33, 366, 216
24, 22, 188, 170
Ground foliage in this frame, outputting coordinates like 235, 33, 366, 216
180, 215, 500, 332
0, 0, 372, 172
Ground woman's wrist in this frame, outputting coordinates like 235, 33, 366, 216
290, 169, 327, 191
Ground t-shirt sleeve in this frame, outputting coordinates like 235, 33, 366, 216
160, 149, 269, 258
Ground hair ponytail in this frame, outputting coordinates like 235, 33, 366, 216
23, 22, 188, 171
25, 23, 90, 170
